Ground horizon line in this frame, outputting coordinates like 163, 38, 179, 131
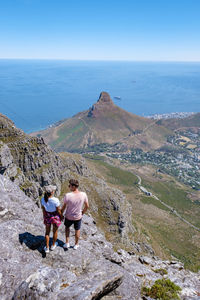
0, 58, 200, 63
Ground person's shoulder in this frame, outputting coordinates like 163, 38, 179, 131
80, 191, 86, 196
51, 197, 60, 203
41, 197, 45, 204
67, 192, 73, 195
64, 192, 73, 200
66, 192, 73, 197
80, 191, 88, 198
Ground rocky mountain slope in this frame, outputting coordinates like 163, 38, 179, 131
0, 113, 69, 201
0, 175, 200, 300
31, 92, 172, 152
0, 113, 135, 248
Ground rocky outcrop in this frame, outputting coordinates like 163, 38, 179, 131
88, 92, 114, 118
0, 113, 69, 201
0, 141, 20, 180
0, 175, 199, 300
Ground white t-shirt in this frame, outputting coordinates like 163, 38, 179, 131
41, 197, 60, 212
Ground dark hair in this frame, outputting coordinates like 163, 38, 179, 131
69, 179, 79, 188
44, 191, 52, 203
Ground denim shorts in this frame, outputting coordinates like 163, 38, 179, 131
64, 218, 82, 230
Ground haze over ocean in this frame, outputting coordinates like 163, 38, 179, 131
0, 59, 200, 133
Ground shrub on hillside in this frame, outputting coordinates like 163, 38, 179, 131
142, 278, 181, 300
153, 268, 168, 276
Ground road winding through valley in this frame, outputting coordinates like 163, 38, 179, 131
136, 174, 200, 232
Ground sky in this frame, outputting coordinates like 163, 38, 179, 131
0, 0, 200, 61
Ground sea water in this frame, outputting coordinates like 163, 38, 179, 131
0, 59, 200, 133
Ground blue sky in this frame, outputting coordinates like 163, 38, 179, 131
0, 0, 200, 61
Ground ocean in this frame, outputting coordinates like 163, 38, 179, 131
0, 59, 200, 133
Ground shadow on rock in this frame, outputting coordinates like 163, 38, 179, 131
19, 232, 64, 258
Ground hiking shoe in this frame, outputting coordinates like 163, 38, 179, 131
50, 242, 58, 251
63, 243, 70, 249
44, 246, 49, 253
73, 244, 79, 250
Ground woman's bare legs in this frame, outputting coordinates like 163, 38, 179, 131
52, 224, 58, 246
45, 224, 51, 248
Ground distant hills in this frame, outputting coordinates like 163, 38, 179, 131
31, 92, 172, 152
158, 112, 200, 130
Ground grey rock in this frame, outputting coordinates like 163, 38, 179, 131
57, 269, 123, 300
0, 115, 69, 201
13, 267, 77, 300
138, 256, 155, 266
103, 248, 123, 265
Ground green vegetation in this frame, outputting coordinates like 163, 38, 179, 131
142, 278, 181, 300
83, 154, 106, 160
142, 180, 200, 227
14, 167, 22, 179
141, 196, 170, 212
145, 181, 190, 211
86, 156, 138, 186
170, 249, 200, 272
147, 222, 200, 272
51, 121, 85, 147
81, 143, 113, 154
20, 180, 33, 191
153, 268, 168, 275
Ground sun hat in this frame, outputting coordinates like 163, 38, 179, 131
44, 185, 57, 193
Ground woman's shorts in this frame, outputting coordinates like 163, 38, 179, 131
44, 211, 62, 227
64, 218, 82, 230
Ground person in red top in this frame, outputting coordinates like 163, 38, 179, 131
61, 179, 89, 250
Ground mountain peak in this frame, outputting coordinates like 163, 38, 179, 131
97, 92, 114, 104
88, 92, 114, 118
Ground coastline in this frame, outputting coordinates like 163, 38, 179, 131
146, 111, 195, 120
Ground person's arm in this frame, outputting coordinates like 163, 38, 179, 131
61, 195, 67, 214
61, 202, 67, 214
82, 194, 89, 215
82, 201, 89, 215
56, 206, 63, 220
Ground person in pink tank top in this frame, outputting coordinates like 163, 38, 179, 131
61, 179, 89, 250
